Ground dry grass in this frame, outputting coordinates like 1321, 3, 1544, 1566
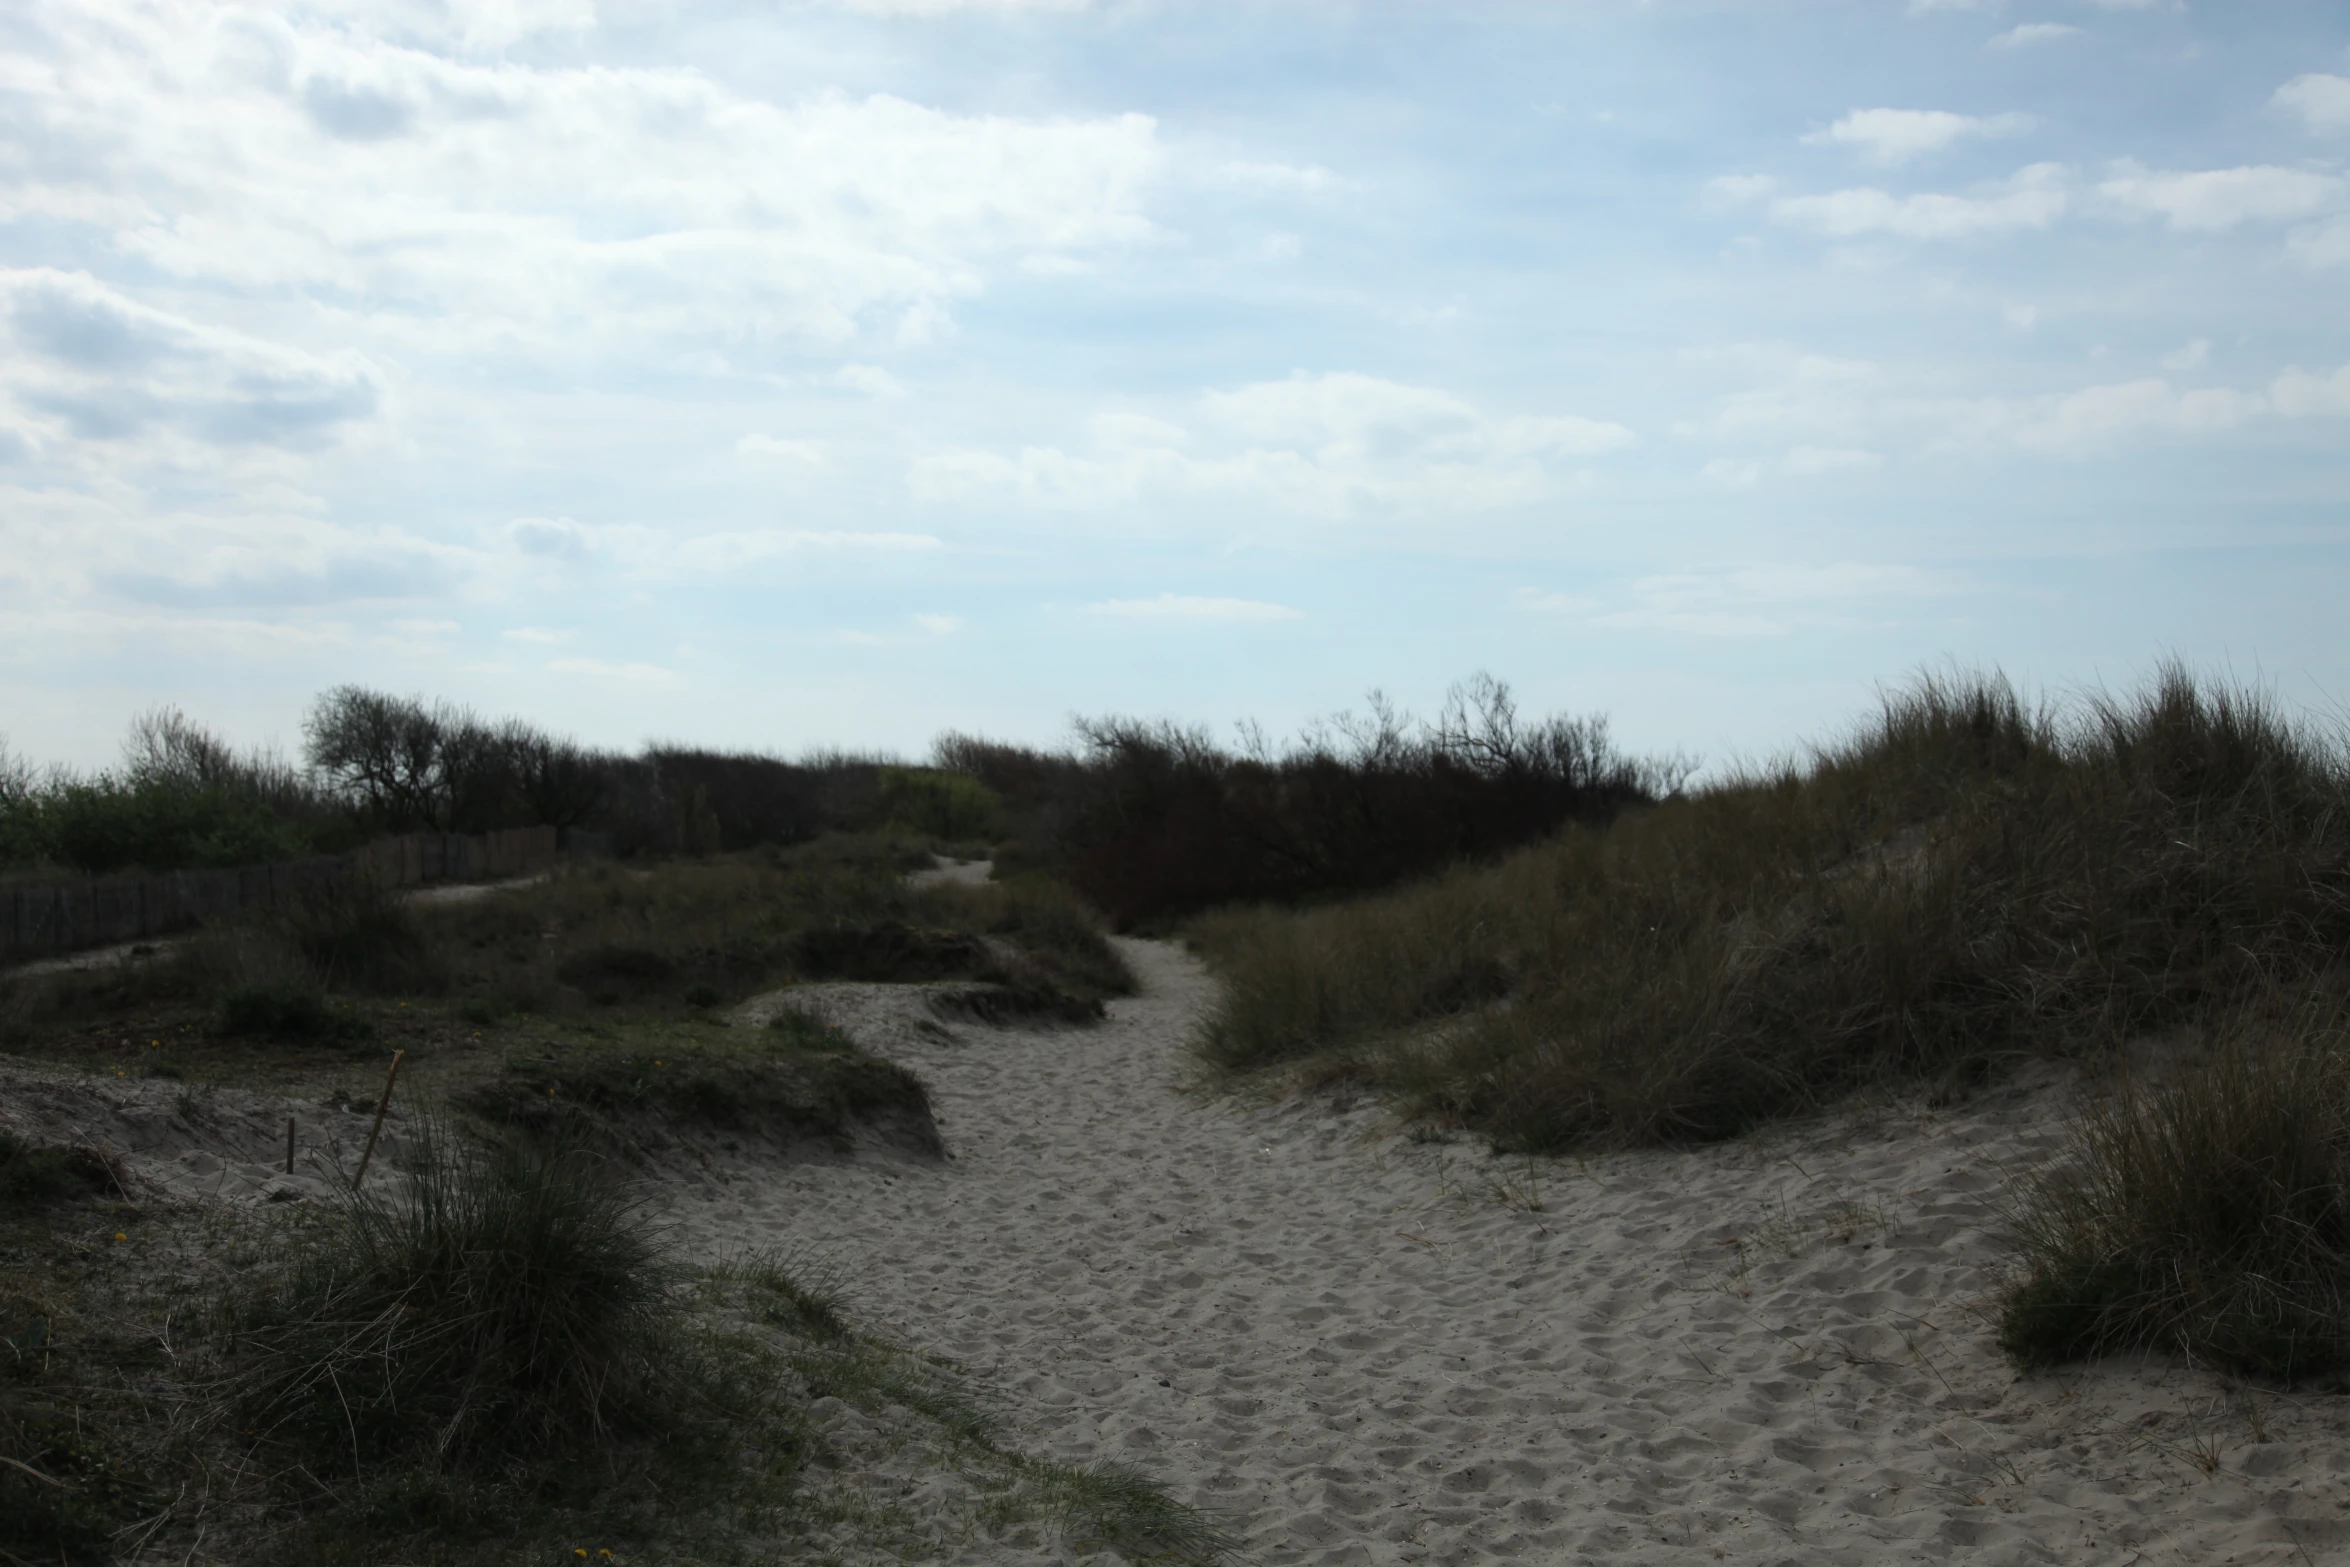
2000, 997, 2350, 1380
1195, 665, 2350, 1149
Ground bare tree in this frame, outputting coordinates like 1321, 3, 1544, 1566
303, 687, 466, 829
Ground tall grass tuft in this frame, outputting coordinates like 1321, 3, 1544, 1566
226, 1127, 684, 1479
1196, 666, 2350, 1148
2000, 1002, 2350, 1379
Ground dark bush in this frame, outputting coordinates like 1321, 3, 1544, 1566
216, 983, 376, 1046
0, 1133, 116, 1208
556, 944, 680, 991
790, 920, 990, 982
940, 674, 1671, 929
266, 875, 443, 994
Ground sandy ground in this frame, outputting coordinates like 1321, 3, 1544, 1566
0, 1061, 417, 1207
676, 938, 2350, 1567
8, 919, 2349, 1564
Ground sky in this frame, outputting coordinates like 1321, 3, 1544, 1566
3, 0, 2348, 774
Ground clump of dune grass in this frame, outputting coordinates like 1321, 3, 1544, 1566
458, 1006, 941, 1155
2000, 998, 2350, 1380
225, 1128, 688, 1474
1195, 665, 2350, 1148
218, 1124, 808, 1563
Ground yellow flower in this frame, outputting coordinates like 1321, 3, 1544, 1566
575, 1552, 587, 1560
113, 1232, 126, 1242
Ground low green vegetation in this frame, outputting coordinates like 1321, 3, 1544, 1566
2000, 998, 2350, 1381
0, 832, 1131, 1095
0, 1120, 1232, 1565
459, 1008, 940, 1156
220, 1128, 804, 1564
1195, 666, 2350, 1150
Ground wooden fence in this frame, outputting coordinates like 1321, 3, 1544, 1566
0, 826, 560, 962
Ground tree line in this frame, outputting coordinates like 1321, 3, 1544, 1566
3, 676, 1675, 926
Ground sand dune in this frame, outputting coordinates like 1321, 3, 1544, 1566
677, 937, 2350, 1566
10, 934, 2347, 1563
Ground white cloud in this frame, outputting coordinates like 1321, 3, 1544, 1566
5, 8, 1166, 362
392, 618, 460, 636
546, 657, 680, 683
913, 613, 961, 634
1954, 378, 2268, 455
2099, 165, 2343, 230
1772, 163, 2068, 239
1693, 342, 2350, 461
2275, 74, 2350, 135
505, 516, 592, 561
1529, 563, 1960, 639
1087, 594, 1302, 622
1215, 161, 1342, 193
832, 364, 909, 399
1700, 458, 1762, 486
1704, 174, 1777, 206
0, 268, 383, 452
737, 434, 826, 464
1784, 445, 1883, 475
2289, 218, 2350, 269
1260, 233, 1302, 261
914, 372, 1633, 522
501, 626, 571, 643
824, 0, 1092, 13
2273, 364, 2350, 418
1989, 23, 2083, 48
1091, 411, 1191, 449
660, 529, 942, 572
497, 519, 940, 575
1803, 108, 2033, 165
2159, 338, 2209, 372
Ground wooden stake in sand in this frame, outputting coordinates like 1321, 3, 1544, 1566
285, 1115, 296, 1175
351, 1049, 406, 1191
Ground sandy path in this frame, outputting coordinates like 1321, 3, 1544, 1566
672, 940, 2346, 1564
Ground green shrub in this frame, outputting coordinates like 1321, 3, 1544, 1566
1999, 1004, 2350, 1379
878, 766, 1003, 842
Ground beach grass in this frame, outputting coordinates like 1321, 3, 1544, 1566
1999, 995, 2350, 1380
1193, 664, 2350, 1151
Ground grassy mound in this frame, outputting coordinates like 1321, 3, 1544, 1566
223, 1127, 804, 1559
2000, 1003, 2350, 1380
1195, 666, 2350, 1148
459, 1008, 941, 1155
